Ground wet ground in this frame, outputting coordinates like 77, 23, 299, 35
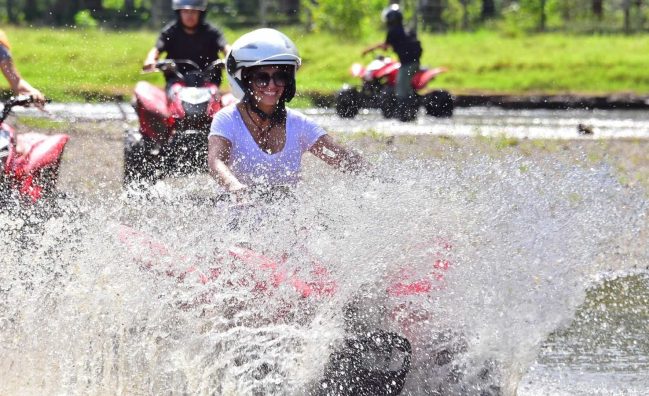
14, 102, 649, 139
11, 105, 649, 196
5, 104, 649, 395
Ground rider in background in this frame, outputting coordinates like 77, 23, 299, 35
362, 4, 422, 118
208, 29, 366, 201
0, 30, 45, 103
142, 0, 230, 87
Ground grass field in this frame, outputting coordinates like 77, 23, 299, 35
5, 26, 649, 102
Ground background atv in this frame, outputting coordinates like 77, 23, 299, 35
125, 59, 237, 186
336, 55, 453, 121
1, 96, 69, 206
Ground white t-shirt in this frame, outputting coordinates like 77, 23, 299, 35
209, 105, 327, 186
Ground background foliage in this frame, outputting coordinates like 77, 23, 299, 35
301, 0, 386, 38
2, 1, 649, 102
1, 1, 649, 35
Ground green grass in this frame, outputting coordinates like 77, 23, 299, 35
7, 27, 161, 101
425, 31, 649, 95
17, 116, 70, 130
5, 26, 649, 102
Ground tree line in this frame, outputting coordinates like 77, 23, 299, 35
1, 0, 648, 35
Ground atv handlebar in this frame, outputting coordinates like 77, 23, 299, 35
5, 95, 50, 107
144, 59, 226, 79
362, 47, 388, 59
1, 96, 51, 122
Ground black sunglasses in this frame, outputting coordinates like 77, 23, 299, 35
251, 71, 291, 88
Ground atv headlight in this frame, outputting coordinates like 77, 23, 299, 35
178, 88, 212, 105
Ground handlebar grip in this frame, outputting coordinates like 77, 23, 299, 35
4, 95, 50, 108
24, 96, 50, 105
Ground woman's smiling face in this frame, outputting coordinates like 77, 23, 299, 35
247, 65, 291, 110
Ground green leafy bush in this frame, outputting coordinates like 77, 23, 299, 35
444, 0, 485, 31
302, 0, 385, 38
74, 10, 98, 29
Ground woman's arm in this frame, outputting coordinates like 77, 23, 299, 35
0, 59, 45, 102
207, 135, 247, 192
309, 134, 367, 174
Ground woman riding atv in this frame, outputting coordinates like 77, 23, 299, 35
208, 28, 366, 201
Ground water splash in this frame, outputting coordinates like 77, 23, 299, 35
0, 153, 646, 395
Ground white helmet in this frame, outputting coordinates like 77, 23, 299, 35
226, 28, 302, 101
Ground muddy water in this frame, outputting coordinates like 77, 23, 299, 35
1, 105, 648, 395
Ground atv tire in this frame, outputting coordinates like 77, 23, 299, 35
320, 331, 411, 396
123, 129, 158, 186
424, 90, 454, 118
335, 88, 360, 118
379, 87, 398, 119
398, 96, 419, 122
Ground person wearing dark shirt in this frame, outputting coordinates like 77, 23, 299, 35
362, 4, 422, 119
143, 0, 230, 86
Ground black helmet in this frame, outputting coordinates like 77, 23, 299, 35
172, 0, 207, 24
172, 0, 207, 11
381, 4, 403, 26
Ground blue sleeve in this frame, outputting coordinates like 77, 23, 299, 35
0, 45, 12, 62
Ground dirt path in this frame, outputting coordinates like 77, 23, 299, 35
15, 118, 649, 198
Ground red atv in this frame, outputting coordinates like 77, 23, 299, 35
118, 223, 453, 395
335, 55, 453, 121
125, 59, 237, 185
1, 96, 69, 206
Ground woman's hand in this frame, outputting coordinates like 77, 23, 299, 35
208, 135, 255, 205
228, 182, 250, 204
309, 134, 369, 174
19, 83, 45, 107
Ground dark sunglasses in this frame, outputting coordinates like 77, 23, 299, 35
251, 71, 291, 88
